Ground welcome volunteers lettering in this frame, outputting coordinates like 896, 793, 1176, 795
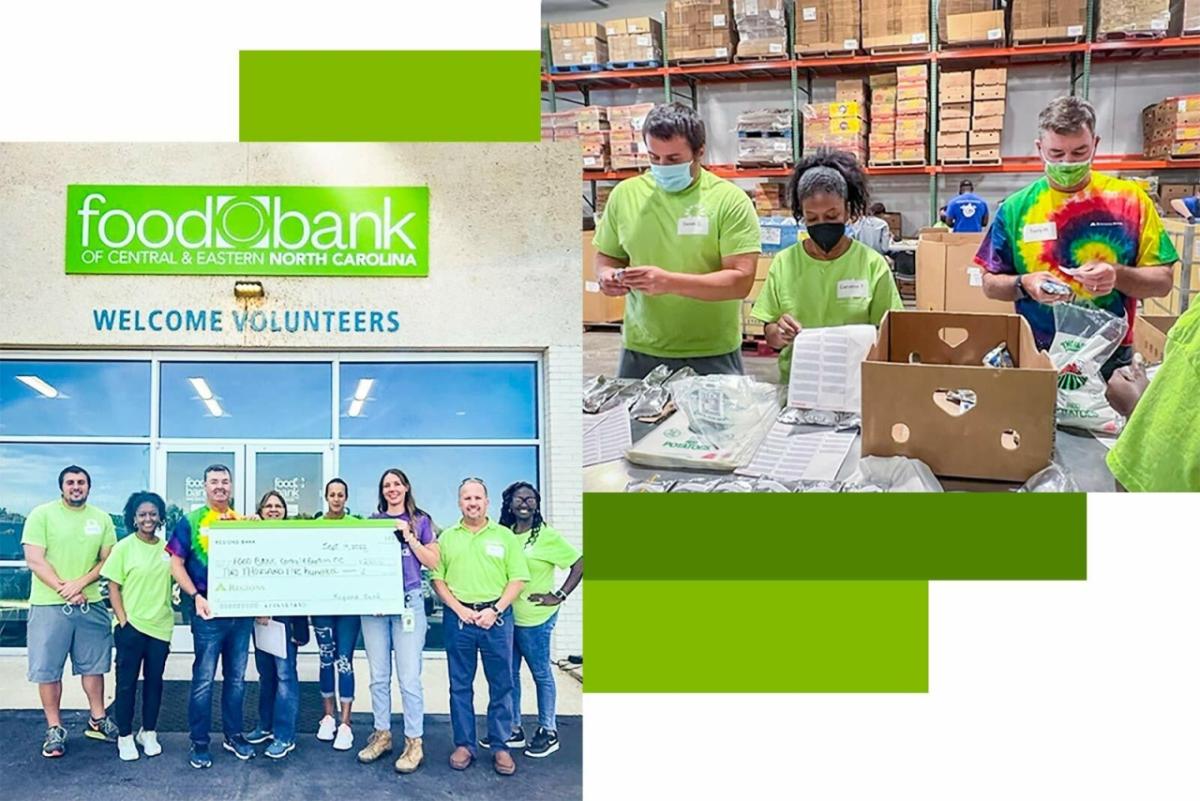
90, 307, 401, 334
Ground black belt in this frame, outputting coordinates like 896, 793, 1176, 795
466, 599, 500, 611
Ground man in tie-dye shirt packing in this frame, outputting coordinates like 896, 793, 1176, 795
976, 96, 1177, 379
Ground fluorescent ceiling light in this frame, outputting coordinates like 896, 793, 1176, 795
189, 377, 214, 400
203, 398, 224, 418
353, 378, 375, 401
15, 375, 60, 399
347, 398, 365, 417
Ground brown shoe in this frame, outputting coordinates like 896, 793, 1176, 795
394, 736, 423, 774
449, 745, 474, 770
493, 749, 517, 776
356, 729, 392, 764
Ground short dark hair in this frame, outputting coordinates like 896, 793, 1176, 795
58, 465, 91, 489
123, 491, 166, 533
787, 148, 870, 220
959, 180, 974, 193
1039, 96, 1097, 137
643, 102, 706, 153
203, 464, 231, 481
324, 477, 349, 497
869, 202, 886, 216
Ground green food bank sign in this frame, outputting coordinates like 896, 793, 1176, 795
65, 185, 429, 277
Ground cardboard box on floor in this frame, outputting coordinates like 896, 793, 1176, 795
582, 231, 624, 324
1134, 315, 1178, 364
916, 230, 1013, 313
861, 310, 1057, 482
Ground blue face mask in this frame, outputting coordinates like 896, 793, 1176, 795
649, 161, 695, 193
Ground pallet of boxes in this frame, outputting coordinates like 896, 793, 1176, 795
868, 73, 897, 165
862, 0, 931, 52
668, 0, 737, 64
940, 0, 1007, 46
609, 104, 655, 171
795, 0, 862, 56
1097, 0, 1179, 39
548, 22, 608, 72
1143, 95, 1200, 161
802, 98, 868, 164
938, 67, 1005, 165
894, 65, 929, 165
1010, 0, 1088, 44
737, 109, 794, 167
580, 107, 611, 173
734, 0, 789, 60
604, 16, 664, 68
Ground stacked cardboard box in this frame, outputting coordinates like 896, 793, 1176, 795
1186, 0, 1200, 33
803, 101, 868, 163
937, 71, 971, 161
1011, 0, 1088, 43
862, 0, 930, 51
1098, 0, 1176, 38
578, 107, 611, 171
836, 78, 867, 103
734, 0, 788, 58
752, 182, 790, 216
595, 184, 615, 218
667, 0, 737, 63
945, 9, 1006, 45
609, 103, 655, 170
795, 0, 862, 55
604, 16, 664, 65
894, 64, 929, 163
737, 109, 794, 166
868, 72, 898, 163
970, 68, 1006, 161
939, 0, 997, 43
1143, 95, 1200, 159
548, 22, 608, 70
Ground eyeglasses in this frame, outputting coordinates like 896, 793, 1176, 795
459, 477, 488, 491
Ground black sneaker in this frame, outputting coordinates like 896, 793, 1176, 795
478, 726, 526, 750
84, 714, 119, 743
222, 735, 257, 760
42, 725, 67, 758
524, 727, 560, 758
189, 743, 213, 769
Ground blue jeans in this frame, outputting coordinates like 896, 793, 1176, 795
188, 616, 253, 746
255, 640, 299, 743
444, 606, 514, 754
360, 590, 427, 737
511, 611, 559, 732
312, 615, 360, 703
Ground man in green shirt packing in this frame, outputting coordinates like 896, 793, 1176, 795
593, 102, 763, 378
432, 478, 529, 777
21, 465, 120, 758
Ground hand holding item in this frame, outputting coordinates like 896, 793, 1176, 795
1022, 272, 1071, 304
766, 314, 802, 350
620, 266, 674, 296
1073, 260, 1117, 295
598, 267, 630, 297
395, 518, 417, 546
456, 605, 480, 625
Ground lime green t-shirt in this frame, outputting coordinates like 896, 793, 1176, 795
100, 534, 176, 643
20, 500, 117, 606
750, 239, 903, 383
593, 170, 762, 359
432, 519, 531, 604
1107, 303, 1200, 491
511, 524, 581, 628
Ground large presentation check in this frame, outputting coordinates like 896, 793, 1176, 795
206, 519, 407, 617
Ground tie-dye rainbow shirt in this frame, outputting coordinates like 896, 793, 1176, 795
165, 505, 242, 594
974, 172, 1179, 349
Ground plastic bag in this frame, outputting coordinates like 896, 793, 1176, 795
843, 456, 943, 492
1049, 304, 1128, 435
625, 476, 675, 493
1017, 462, 1080, 493
672, 375, 780, 450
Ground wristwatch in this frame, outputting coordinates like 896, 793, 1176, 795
552, 590, 568, 602
1013, 274, 1030, 301
489, 603, 502, 615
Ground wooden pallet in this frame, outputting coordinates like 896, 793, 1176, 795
1095, 29, 1168, 42
736, 161, 794, 168
1013, 35, 1085, 47
871, 159, 928, 167
670, 56, 734, 66
606, 60, 662, 71
734, 53, 789, 62
867, 43, 931, 55
940, 157, 1003, 166
795, 49, 859, 59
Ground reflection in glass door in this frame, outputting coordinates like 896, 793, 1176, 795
247, 446, 332, 519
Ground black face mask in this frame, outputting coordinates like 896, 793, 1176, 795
807, 222, 845, 253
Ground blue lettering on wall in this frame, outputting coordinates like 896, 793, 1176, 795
92, 308, 399, 336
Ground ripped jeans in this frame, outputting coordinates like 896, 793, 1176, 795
311, 615, 361, 703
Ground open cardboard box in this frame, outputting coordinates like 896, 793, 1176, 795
1134, 315, 1178, 364
861, 310, 1057, 482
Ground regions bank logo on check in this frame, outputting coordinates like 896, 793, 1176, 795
65, 185, 429, 277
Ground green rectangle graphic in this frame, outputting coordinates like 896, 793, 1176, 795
586, 580, 929, 692
585, 493, 1086, 581
239, 51, 541, 142
65, 185, 429, 277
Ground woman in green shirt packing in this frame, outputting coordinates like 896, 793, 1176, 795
103, 491, 174, 762
492, 482, 582, 759
751, 149, 903, 384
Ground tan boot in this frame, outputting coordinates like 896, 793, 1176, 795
356, 729, 393, 764
394, 736, 424, 774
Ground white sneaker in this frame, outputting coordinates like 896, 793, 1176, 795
118, 735, 139, 761
332, 723, 354, 751
316, 715, 337, 742
136, 729, 162, 757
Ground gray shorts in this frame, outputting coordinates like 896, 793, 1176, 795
27, 603, 113, 683
617, 348, 745, 380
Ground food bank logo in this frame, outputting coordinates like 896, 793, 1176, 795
65, 185, 429, 277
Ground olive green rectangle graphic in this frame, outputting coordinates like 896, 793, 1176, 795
239, 51, 541, 141
585, 493, 1086, 580
586, 580, 929, 692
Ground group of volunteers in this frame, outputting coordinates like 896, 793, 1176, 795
20, 463, 583, 777
592, 96, 1196, 489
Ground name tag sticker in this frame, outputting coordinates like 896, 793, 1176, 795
837, 279, 868, 299
1023, 221, 1057, 242
85, 520, 102, 536
678, 216, 710, 236
968, 266, 983, 287
485, 543, 505, 558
